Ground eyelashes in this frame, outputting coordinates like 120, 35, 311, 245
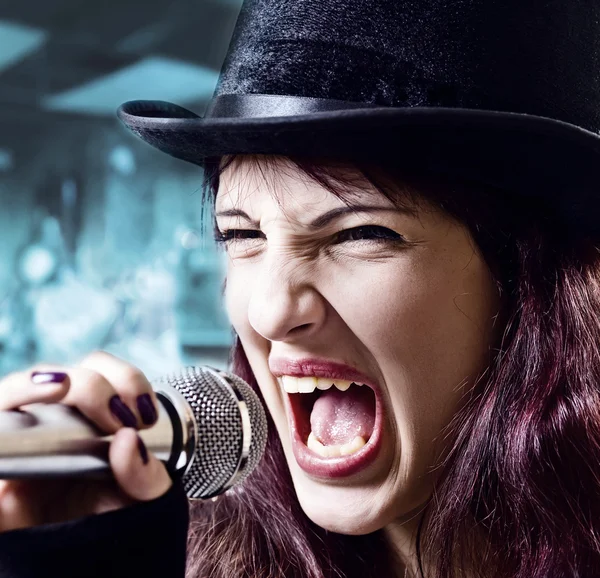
214, 225, 405, 247
214, 228, 264, 244
334, 225, 404, 243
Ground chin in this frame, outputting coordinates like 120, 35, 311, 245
284, 446, 434, 537
287, 467, 398, 535
299, 494, 387, 535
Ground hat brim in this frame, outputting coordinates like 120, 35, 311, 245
118, 101, 600, 237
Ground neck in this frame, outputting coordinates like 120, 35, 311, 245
385, 507, 484, 578
383, 502, 429, 578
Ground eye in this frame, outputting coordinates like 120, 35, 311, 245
334, 225, 404, 244
214, 229, 265, 244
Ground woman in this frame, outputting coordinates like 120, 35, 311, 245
2, 0, 600, 576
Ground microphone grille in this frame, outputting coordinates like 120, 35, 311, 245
156, 366, 268, 499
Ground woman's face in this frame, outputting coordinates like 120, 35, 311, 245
216, 157, 501, 535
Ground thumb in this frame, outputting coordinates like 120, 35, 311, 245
109, 428, 173, 502
0, 481, 38, 532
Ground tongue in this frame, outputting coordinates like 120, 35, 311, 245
310, 386, 376, 446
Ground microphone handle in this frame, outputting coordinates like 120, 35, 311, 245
0, 386, 196, 479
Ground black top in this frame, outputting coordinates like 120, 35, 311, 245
0, 481, 190, 578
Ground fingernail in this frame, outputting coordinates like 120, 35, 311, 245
137, 435, 149, 465
136, 394, 158, 425
31, 371, 68, 384
108, 395, 138, 428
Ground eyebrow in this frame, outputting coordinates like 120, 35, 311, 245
215, 205, 408, 229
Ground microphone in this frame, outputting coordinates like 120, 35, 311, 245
0, 366, 268, 499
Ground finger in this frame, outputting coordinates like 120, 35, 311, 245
0, 367, 70, 411
0, 480, 38, 532
109, 428, 172, 501
58, 367, 139, 434
78, 351, 159, 429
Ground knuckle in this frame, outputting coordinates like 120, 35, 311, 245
66, 370, 111, 405
80, 370, 110, 392
119, 367, 151, 394
79, 350, 115, 367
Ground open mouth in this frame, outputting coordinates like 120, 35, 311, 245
278, 376, 383, 478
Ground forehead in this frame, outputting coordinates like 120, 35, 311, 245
215, 155, 390, 211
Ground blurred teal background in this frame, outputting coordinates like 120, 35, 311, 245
0, 0, 243, 379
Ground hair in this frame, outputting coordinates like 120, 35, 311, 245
185, 155, 600, 578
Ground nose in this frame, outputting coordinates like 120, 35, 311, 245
247, 257, 327, 343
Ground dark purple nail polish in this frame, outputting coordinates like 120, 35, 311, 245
109, 395, 138, 428
136, 394, 158, 425
31, 371, 68, 385
137, 435, 149, 465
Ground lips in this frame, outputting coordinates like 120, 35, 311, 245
269, 358, 385, 478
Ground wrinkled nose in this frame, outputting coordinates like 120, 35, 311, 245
247, 258, 327, 343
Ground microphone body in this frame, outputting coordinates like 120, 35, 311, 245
0, 392, 182, 476
0, 367, 268, 499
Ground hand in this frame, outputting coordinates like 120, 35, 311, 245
0, 351, 172, 532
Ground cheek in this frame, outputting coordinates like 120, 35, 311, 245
328, 253, 499, 477
223, 266, 251, 335
332, 250, 498, 378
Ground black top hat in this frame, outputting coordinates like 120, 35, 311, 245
118, 0, 600, 237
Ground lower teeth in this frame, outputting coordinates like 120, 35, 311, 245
306, 432, 366, 458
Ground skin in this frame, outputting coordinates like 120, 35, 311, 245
0, 352, 171, 531
217, 156, 502, 570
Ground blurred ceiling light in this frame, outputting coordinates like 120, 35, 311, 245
180, 228, 201, 250
0, 21, 48, 74
42, 57, 219, 115
0, 149, 14, 172
19, 245, 57, 285
109, 145, 136, 175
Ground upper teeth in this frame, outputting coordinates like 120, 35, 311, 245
278, 376, 365, 394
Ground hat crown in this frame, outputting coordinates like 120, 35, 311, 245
215, 0, 600, 133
